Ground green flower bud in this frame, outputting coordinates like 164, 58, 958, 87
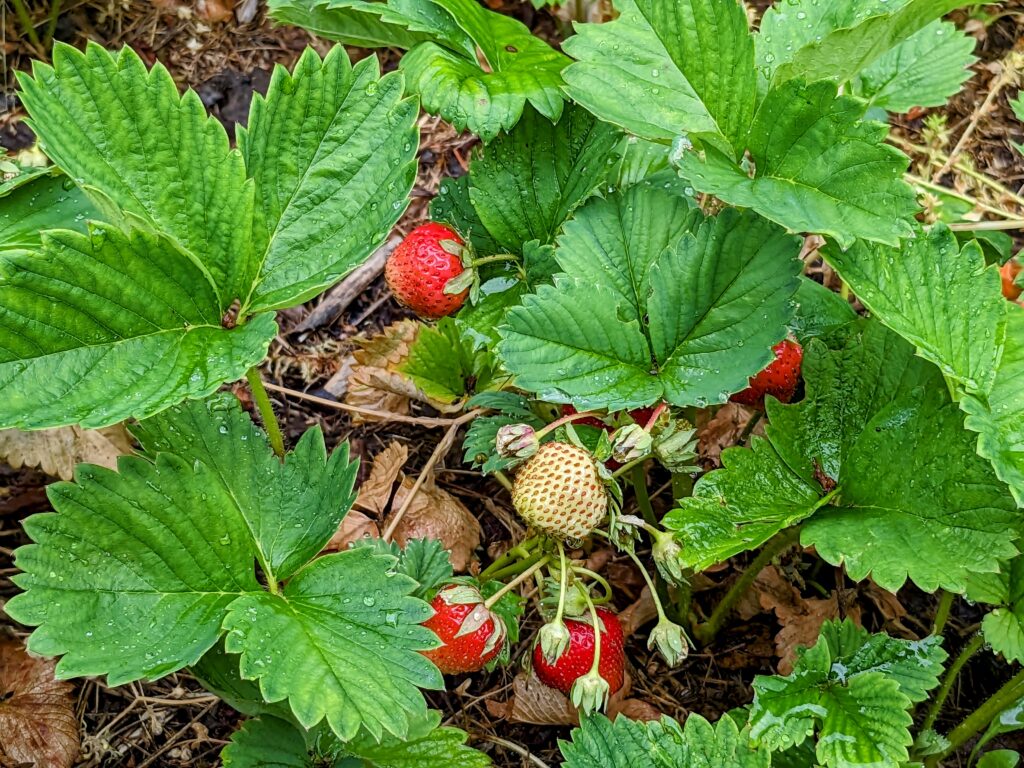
648, 618, 689, 667
495, 423, 539, 459
651, 529, 685, 585
570, 669, 611, 715
538, 619, 571, 664
610, 423, 654, 463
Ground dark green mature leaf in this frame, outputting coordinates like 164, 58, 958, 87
400, 0, 569, 141
0, 224, 275, 430
266, 0, 474, 52
430, 176, 502, 256
7, 402, 438, 742
0, 170, 96, 252
465, 105, 622, 254
239, 47, 418, 312
634, 0, 757, 156
562, 0, 717, 144
680, 79, 917, 247
223, 718, 313, 767
499, 196, 801, 410
132, 395, 358, 582
978, 751, 1022, 768
851, 21, 976, 113
824, 224, 1005, 395
397, 539, 453, 599
193, 642, 296, 721
963, 309, 1024, 506
790, 277, 858, 344
17, 42, 255, 306
666, 322, 1018, 591
750, 620, 944, 768
560, 713, 769, 768
756, 0, 966, 86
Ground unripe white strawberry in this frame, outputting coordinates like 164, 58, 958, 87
511, 442, 608, 540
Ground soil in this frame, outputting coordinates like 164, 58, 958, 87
1, 1, 1023, 766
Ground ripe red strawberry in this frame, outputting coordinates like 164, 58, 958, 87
731, 339, 803, 407
511, 441, 608, 540
1001, 259, 1022, 302
421, 585, 506, 674
385, 223, 467, 319
532, 607, 625, 695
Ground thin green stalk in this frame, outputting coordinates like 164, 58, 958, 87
552, 543, 568, 624
921, 633, 984, 734
484, 551, 546, 582
246, 368, 285, 458
929, 667, 1024, 765
695, 527, 801, 645
11, 0, 42, 50
492, 470, 514, 492
571, 566, 613, 604
623, 548, 669, 624
610, 455, 648, 480
469, 253, 519, 268
631, 464, 658, 527
43, 0, 62, 47
483, 556, 550, 609
932, 590, 955, 637
478, 536, 540, 582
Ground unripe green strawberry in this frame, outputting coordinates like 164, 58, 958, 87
511, 442, 608, 540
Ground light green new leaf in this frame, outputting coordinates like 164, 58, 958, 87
465, 104, 622, 254
7, 452, 260, 685
962, 309, 1024, 506
560, 713, 769, 768
499, 196, 801, 410
681, 79, 917, 247
400, 0, 568, 141
239, 47, 418, 312
132, 395, 359, 582
852, 21, 977, 113
0, 224, 275, 430
978, 752, 1022, 768
634, 0, 757, 156
7, 404, 437, 742
757, 0, 966, 86
562, 0, 718, 144
17, 42, 255, 306
339, 711, 492, 767
666, 322, 1018, 591
266, 0, 474, 53
970, 554, 1024, 663
824, 223, 1005, 395
750, 620, 942, 768
222, 717, 312, 767
222, 548, 440, 742
399, 317, 495, 402
0, 170, 96, 252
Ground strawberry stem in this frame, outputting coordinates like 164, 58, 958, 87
468, 253, 520, 268
571, 566, 613, 604
630, 464, 658, 527
552, 543, 569, 626
483, 550, 546, 583
610, 455, 647, 479
623, 548, 669, 624
483, 556, 551, 610
246, 367, 285, 459
478, 536, 541, 581
642, 403, 668, 431
582, 589, 602, 675
536, 409, 605, 440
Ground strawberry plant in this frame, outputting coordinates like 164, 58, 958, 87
3, 0, 1024, 765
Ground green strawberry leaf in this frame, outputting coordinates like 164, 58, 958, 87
750, 620, 944, 768
756, 0, 966, 86
456, 277, 528, 349
0, 169, 96, 252
399, 0, 569, 141
851, 20, 977, 113
462, 392, 545, 474
0, 224, 276, 430
6, 397, 439, 742
790, 277, 858, 344
430, 176, 503, 256
561, 0, 718, 144
399, 317, 498, 403
679, 79, 917, 248
460, 104, 622, 254
665, 321, 1019, 591
193, 642, 296, 721
974, 697, 1024, 766
266, 0, 474, 53
18, 42, 255, 306
633, 0, 758, 157
333, 710, 492, 766
968, 554, 1024, 663
498, 192, 802, 410
560, 712, 769, 768
397, 538, 454, 599
222, 717, 312, 767
978, 751, 1022, 768
131, 393, 358, 582
239, 47, 418, 312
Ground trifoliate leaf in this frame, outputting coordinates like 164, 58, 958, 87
634, 0, 758, 156
0, 169, 96, 252
464, 104, 622, 254
399, 0, 569, 140
680, 79, 917, 248
266, 0, 473, 52
560, 713, 769, 768
562, 0, 718, 144
750, 620, 943, 768
498, 193, 801, 411
132, 394, 358, 582
239, 47, 418, 312
0, 224, 276, 430
222, 717, 312, 767
399, 317, 497, 403
851, 20, 976, 113
756, 0, 965, 86
17, 42, 255, 305
823, 223, 1005, 396
7, 400, 438, 742
666, 321, 1018, 591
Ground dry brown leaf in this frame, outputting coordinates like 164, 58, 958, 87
355, 442, 410, 517
385, 478, 482, 572
487, 669, 633, 726
322, 510, 380, 553
0, 425, 133, 481
614, 699, 663, 722
697, 403, 763, 468
196, 0, 232, 21
0, 639, 78, 768
342, 321, 420, 422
